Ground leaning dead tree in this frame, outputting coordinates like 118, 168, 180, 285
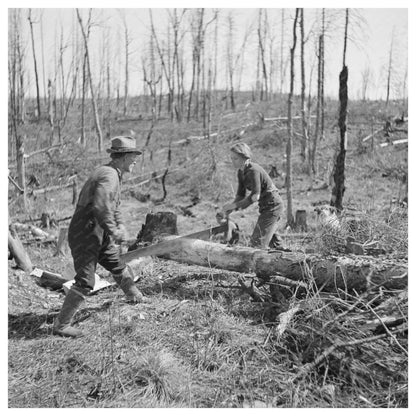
330, 8, 349, 210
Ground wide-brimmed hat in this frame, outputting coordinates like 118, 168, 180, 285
106, 136, 142, 154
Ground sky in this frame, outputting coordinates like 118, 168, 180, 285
5, 5, 409, 101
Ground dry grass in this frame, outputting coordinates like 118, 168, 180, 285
8, 98, 408, 408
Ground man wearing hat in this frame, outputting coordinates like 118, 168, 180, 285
53, 136, 147, 338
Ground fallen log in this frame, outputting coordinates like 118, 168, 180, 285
380, 138, 408, 148
31, 181, 75, 196
264, 115, 317, 122
362, 127, 384, 142
8, 175, 24, 194
122, 238, 407, 293
122, 224, 227, 263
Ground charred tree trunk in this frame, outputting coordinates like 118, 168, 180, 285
331, 65, 348, 210
330, 10, 349, 210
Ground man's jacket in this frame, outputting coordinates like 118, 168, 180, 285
71, 163, 123, 238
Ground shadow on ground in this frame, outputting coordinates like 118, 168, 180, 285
8, 302, 113, 340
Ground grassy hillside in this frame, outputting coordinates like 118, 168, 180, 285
8, 95, 408, 408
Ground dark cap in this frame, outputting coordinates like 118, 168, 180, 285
230, 142, 252, 159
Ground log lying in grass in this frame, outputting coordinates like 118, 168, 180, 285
122, 238, 407, 293
122, 224, 227, 263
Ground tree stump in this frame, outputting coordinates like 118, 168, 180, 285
8, 225, 33, 272
136, 212, 178, 244
295, 209, 308, 232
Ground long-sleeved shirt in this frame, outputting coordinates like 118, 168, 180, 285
74, 163, 123, 236
233, 160, 282, 212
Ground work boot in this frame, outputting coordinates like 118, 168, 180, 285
53, 288, 85, 338
113, 273, 150, 304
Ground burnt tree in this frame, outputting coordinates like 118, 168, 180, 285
330, 9, 349, 211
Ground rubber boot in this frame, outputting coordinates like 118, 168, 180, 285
53, 288, 85, 337
113, 273, 150, 304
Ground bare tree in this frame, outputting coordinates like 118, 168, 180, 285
257, 9, 269, 101
27, 9, 41, 118
286, 8, 299, 228
47, 79, 55, 145
167, 8, 188, 121
279, 9, 285, 94
213, 9, 219, 104
187, 9, 204, 121
40, 11, 47, 105
226, 12, 236, 110
309, 33, 323, 175
299, 8, 308, 162
226, 12, 252, 111
76, 8, 103, 152
8, 9, 28, 209
402, 66, 407, 106
187, 9, 216, 121
361, 65, 371, 101
149, 9, 175, 120
320, 9, 325, 139
385, 27, 395, 107
118, 11, 131, 116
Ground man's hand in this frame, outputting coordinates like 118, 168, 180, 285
113, 225, 127, 244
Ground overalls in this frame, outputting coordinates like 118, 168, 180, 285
234, 161, 283, 248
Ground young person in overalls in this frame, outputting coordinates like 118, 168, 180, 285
222, 142, 283, 249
